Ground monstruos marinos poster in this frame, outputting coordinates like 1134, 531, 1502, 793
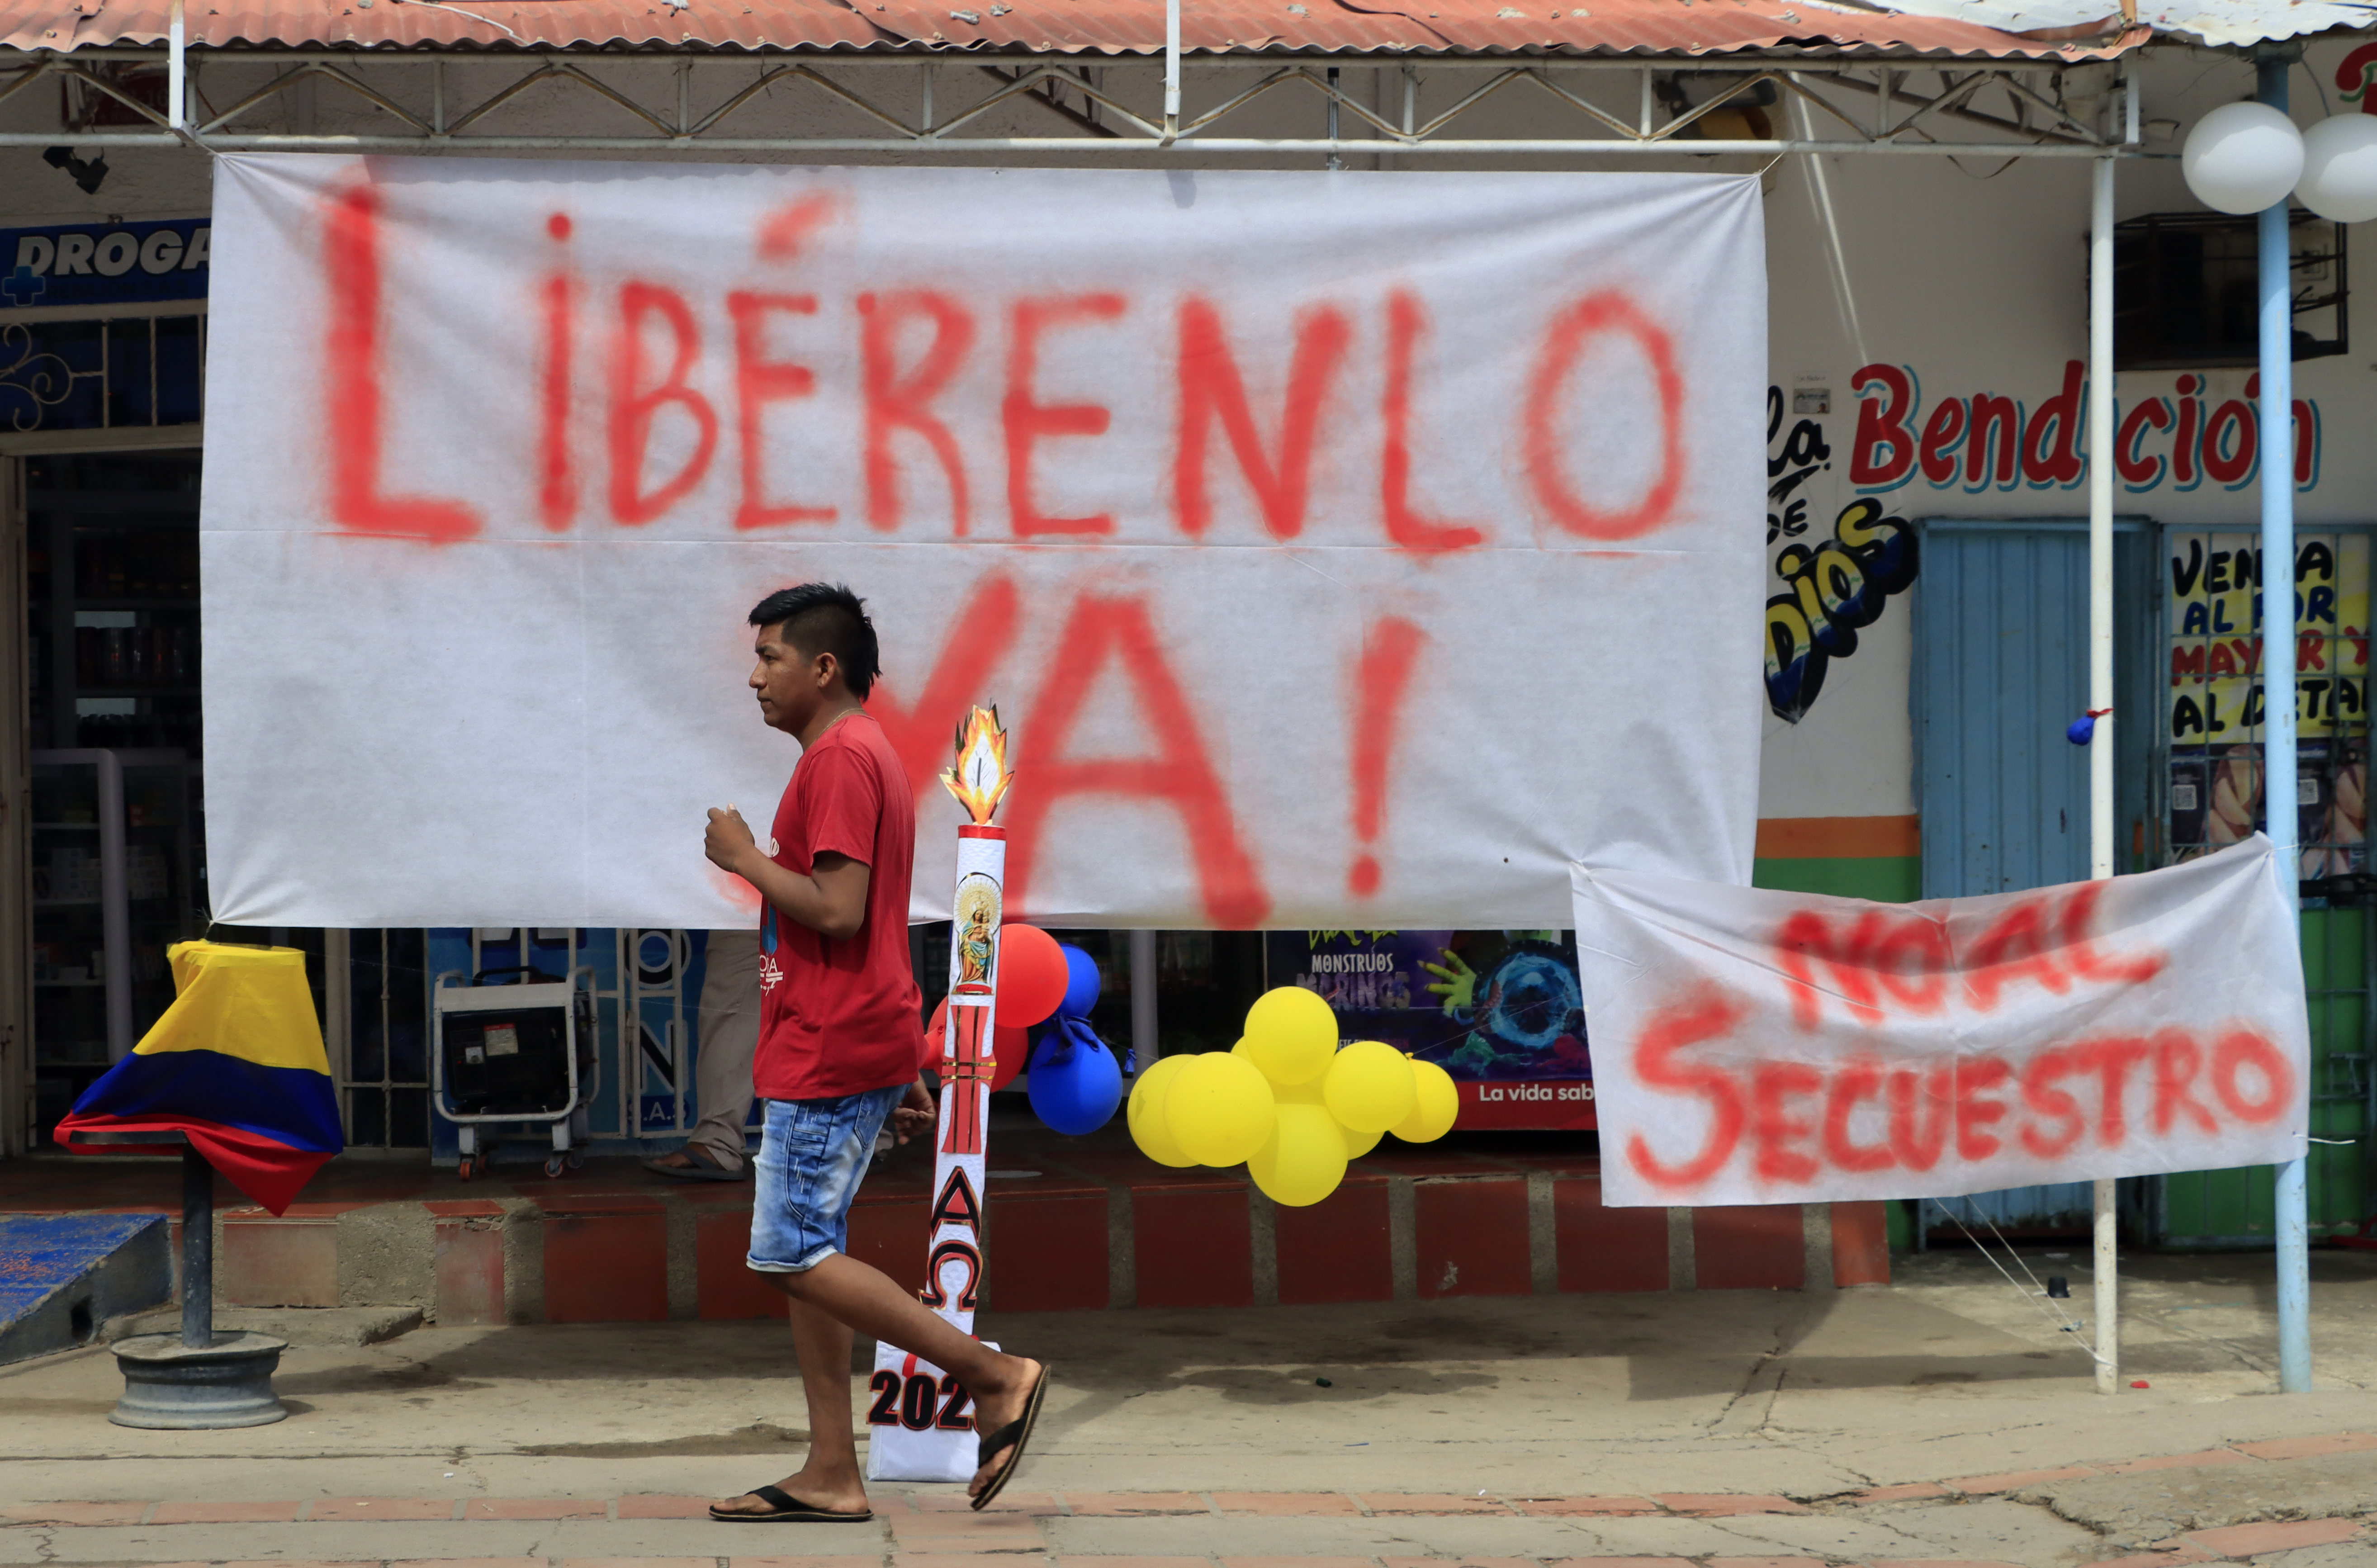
201, 156, 1765, 930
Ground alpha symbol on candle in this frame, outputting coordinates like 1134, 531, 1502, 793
1348, 618, 1427, 898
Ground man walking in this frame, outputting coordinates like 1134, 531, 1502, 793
702, 583, 1046, 1520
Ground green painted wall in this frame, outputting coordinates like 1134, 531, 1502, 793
2158, 907, 2372, 1243
1751, 855, 1922, 904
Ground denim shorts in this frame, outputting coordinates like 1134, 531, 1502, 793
747, 1085, 904, 1273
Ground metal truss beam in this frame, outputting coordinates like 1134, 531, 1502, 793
0, 48, 2139, 158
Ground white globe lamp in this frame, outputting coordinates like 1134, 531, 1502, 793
2181, 101, 2306, 215
2297, 113, 2377, 223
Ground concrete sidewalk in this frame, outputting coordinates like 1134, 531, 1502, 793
2, 1249, 2373, 1568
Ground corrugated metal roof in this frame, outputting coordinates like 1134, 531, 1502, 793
2136, 0, 2377, 45
3, 0, 2151, 58
1880, 0, 2377, 46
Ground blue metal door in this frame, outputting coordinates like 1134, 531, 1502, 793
1913, 522, 2093, 1236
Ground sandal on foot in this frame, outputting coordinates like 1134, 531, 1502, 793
708, 1484, 871, 1523
970, 1363, 1051, 1511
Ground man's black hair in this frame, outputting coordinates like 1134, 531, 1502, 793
749, 583, 881, 701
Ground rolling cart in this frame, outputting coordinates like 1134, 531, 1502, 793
432, 964, 598, 1180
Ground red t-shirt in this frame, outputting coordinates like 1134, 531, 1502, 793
753, 710, 923, 1101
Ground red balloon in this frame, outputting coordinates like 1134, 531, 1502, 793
923, 995, 1028, 1091
996, 923, 1068, 1029
991, 1023, 1028, 1091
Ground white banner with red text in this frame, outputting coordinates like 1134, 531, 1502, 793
1572, 839, 2311, 1208
199, 155, 1764, 929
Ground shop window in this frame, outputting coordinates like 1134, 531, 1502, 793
2158, 527, 2374, 1241
2, 314, 204, 434
2112, 210, 2345, 372
2161, 529, 2369, 874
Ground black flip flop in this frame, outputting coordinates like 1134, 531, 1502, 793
708, 1484, 871, 1523
970, 1363, 1052, 1511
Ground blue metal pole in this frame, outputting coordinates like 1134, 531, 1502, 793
2258, 48, 2313, 1396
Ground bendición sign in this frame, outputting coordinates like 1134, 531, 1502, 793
1847, 361, 2322, 497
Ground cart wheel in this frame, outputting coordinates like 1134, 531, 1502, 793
457, 1155, 478, 1182
565, 1148, 585, 1170
543, 1152, 568, 1179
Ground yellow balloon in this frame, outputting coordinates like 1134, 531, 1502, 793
1230, 1037, 1252, 1059
1164, 1050, 1277, 1166
1322, 1039, 1418, 1134
1248, 1102, 1349, 1207
1340, 1122, 1383, 1159
1127, 1055, 1197, 1167
1391, 1058, 1460, 1143
1274, 1074, 1327, 1107
1241, 985, 1340, 1087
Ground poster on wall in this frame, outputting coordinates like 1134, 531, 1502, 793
2165, 531, 2370, 879
198, 155, 1767, 931
1264, 931, 1595, 1129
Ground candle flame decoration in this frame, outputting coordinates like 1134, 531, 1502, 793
941, 705, 1013, 825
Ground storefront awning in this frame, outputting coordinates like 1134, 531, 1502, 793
3, 0, 2153, 60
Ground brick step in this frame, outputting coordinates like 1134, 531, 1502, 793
2, 1141, 1889, 1324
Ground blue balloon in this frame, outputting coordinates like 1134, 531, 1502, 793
1058, 943, 1102, 1018
2066, 714, 2097, 747
1027, 1017, 1123, 1135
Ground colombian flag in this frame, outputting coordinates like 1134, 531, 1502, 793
56, 943, 343, 1215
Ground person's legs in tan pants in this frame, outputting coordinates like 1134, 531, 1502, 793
644, 928, 760, 1178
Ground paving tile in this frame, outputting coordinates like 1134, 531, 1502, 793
559, 1559, 716, 1568
1221, 1559, 1380, 1568
1946, 1465, 2098, 1494
1868, 1561, 2030, 1567
390, 1559, 547, 1568
464, 1498, 608, 1519
219, 1560, 382, 1568
149, 1501, 303, 1523
2187, 1517, 2367, 1556
903, 1492, 1065, 1511
1357, 1494, 1515, 1514
1703, 1559, 1828, 1568
1652, 1494, 1808, 1515
895, 1510, 1044, 1530
1512, 1497, 1659, 1516
1848, 1483, 1956, 1504
890, 1515, 1044, 1550
912, 1492, 1062, 1515
1541, 1560, 1695, 1568
1210, 1494, 1362, 1516
731, 1558, 881, 1568
1055, 1559, 1213, 1568
1384, 1557, 1539, 1568
306, 1497, 461, 1520
1065, 1493, 1212, 1516
901, 1555, 1055, 1568
2074, 1551, 2216, 1568
2099, 1449, 2252, 1474
614, 1496, 719, 1519
2229, 1431, 2377, 1460
0, 1502, 150, 1525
